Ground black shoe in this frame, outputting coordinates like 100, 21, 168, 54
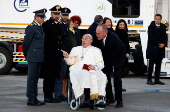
35, 99, 45, 105
53, 97, 61, 103
154, 80, 165, 85
83, 99, 90, 106
58, 95, 67, 101
44, 98, 53, 103
27, 101, 42, 106
106, 98, 115, 105
115, 101, 123, 108
147, 80, 155, 85
122, 88, 126, 92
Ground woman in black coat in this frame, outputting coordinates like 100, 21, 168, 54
115, 19, 130, 91
103, 17, 114, 32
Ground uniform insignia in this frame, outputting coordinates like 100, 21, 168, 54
56, 6, 60, 11
65, 9, 67, 12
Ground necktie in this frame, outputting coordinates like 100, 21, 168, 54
39, 25, 43, 34
157, 26, 160, 29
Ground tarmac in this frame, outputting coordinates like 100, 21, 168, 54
0, 71, 170, 112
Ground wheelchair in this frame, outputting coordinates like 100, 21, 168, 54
67, 78, 106, 110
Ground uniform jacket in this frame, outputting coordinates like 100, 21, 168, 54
146, 21, 167, 59
60, 21, 69, 52
22, 21, 44, 62
40, 18, 62, 79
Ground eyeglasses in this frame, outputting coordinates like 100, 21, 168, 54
73, 22, 79, 25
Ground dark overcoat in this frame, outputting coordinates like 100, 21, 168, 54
39, 18, 62, 79
87, 22, 98, 35
146, 21, 167, 59
93, 31, 126, 72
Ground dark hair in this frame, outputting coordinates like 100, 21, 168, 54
67, 19, 72, 26
103, 17, 113, 28
155, 14, 162, 19
70, 15, 82, 26
115, 19, 128, 32
94, 15, 103, 23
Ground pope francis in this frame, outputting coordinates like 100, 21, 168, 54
61, 34, 107, 103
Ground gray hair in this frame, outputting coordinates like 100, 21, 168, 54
83, 34, 93, 40
94, 15, 103, 23
97, 24, 108, 33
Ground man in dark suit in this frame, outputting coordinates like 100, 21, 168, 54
22, 8, 47, 106
95, 24, 126, 108
40, 5, 62, 103
146, 14, 167, 85
53, 7, 71, 101
87, 15, 103, 36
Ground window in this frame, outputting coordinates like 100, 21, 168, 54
112, 0, 140, 18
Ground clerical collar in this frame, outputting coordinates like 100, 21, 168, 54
34, 20, 41, 26
103, 35, 107, 45
83, 45, 91, 49
155, 23, 160, 26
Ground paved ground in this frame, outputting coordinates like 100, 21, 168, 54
0, 70, 170, 112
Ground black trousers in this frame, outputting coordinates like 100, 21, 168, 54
27, 62, 43, 102
102, 66, 114, 99
43, 78, 55, 99
103, 66, 122, 101
114, 67, 122, 101
147, 58, 163, 81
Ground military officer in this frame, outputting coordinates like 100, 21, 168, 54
22, 8, 47, 106
39, 5, 63, 103
54, 7, 71, 100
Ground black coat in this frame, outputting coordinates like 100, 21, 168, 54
108, 27, 114, 32
146, 21, 167, 59
115, 29, 130, 54
68, 30, 77, 53
39, 18, 62, 79
74, 27, 82, 46
87, 22, 98, 35
93, 31, 126, 69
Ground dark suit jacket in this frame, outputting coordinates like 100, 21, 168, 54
40, 18, 62, 79
93, 31, 126, 69
22, 21, 44, 62
87, 22, 99, 35
146, 21, 167, 59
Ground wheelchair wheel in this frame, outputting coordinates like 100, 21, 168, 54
96, 100, 106, 110
70, 100, 79, 110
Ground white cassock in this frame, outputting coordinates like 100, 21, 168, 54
64, 45, 107, 100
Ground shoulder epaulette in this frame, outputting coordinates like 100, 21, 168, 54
29, 23, 33, 26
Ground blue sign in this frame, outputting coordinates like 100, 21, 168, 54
135, 20, 143, 25
14, 0, 30, 12
139, 30, 146, 32
19, 0, 28, 6
128, 20, 134, 25
146, 89, 170, 92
